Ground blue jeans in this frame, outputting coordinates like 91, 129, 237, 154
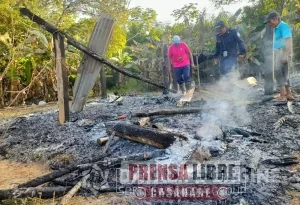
174, 65, 191, 84
220, 56, 237, 75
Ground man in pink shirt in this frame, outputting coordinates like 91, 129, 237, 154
168, 35, 195, 94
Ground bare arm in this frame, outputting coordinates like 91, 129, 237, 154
168, 58, 172, 70
189, 51, 195, 66
285, 38, 293, 55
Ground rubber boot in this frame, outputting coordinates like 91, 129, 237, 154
179, 84, 186, 95
286, 86, 294, 100
185, 82, 191, 91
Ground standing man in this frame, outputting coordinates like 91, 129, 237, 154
264, 11, 294, 101
168, 35, 195, 94
212, 20, 246, 76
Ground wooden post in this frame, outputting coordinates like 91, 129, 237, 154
264, 24, 274, 95
162, 44, 169, 94
196, 54, 201, 88
100, 67, 107, 98
72, 13, 114, 112
53, 32, 69, 124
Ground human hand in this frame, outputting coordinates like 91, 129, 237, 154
213, 59, 218, 65
191, 63, 195, 68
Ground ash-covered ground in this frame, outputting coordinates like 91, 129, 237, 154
2, 72, 300, 205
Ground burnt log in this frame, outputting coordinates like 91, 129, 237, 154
107, 123, 177, 148
19, 8, 176, 93
0, 186, 71, 200
18, 151, 162, 189
261, 157, 299, 166
132, 107, 202, 117
18, 154, 108, 188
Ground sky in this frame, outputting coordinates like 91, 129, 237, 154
128, 0, 251, 23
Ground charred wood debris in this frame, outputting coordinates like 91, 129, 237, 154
2, 78, 300, 204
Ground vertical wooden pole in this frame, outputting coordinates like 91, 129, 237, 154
162, 44, 169, 94
53, 32, 69, 124
100, 67, 107, 98
196, 54, 201, 88
264, 24, 274, 95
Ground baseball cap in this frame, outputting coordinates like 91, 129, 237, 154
214, 20, 225, 33
173, 35, 180, 44
263, 11, 280, 24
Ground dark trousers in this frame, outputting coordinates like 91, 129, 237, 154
174, 65, 191, 84
274, 50, 291, 87
220, 56, 237, 75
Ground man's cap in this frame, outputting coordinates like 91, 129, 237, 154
214, 20, 225, 33
263, 11, 280, 24
173, 35, 180, 44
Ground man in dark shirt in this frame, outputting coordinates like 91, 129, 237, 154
212, 20, 246, 76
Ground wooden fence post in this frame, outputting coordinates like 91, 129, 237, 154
100, 67, 107, 98
53, 32, 69, 124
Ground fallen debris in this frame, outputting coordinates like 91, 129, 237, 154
261, 157, 299, 166
0, 186, 71, 200
96, 137, 109, 145
134, 117, 151, 127
58, 175, 90, 205
132, 107, 202, 117
107, 123, 177, 148
188, 147, 211, 163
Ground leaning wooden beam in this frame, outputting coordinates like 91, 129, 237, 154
107, 123, 177, 148
132, 107, 202, 117
0, 186, 71, 200
19, 8, 175, 93
72, 14, 114, 112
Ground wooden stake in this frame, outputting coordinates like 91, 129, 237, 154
53, 32, 69, 124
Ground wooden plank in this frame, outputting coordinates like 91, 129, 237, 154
177, 87, 195, 106
53, 32, 69, 124
72, 13, 115, 112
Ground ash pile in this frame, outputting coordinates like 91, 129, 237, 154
2, 74, 300, 204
